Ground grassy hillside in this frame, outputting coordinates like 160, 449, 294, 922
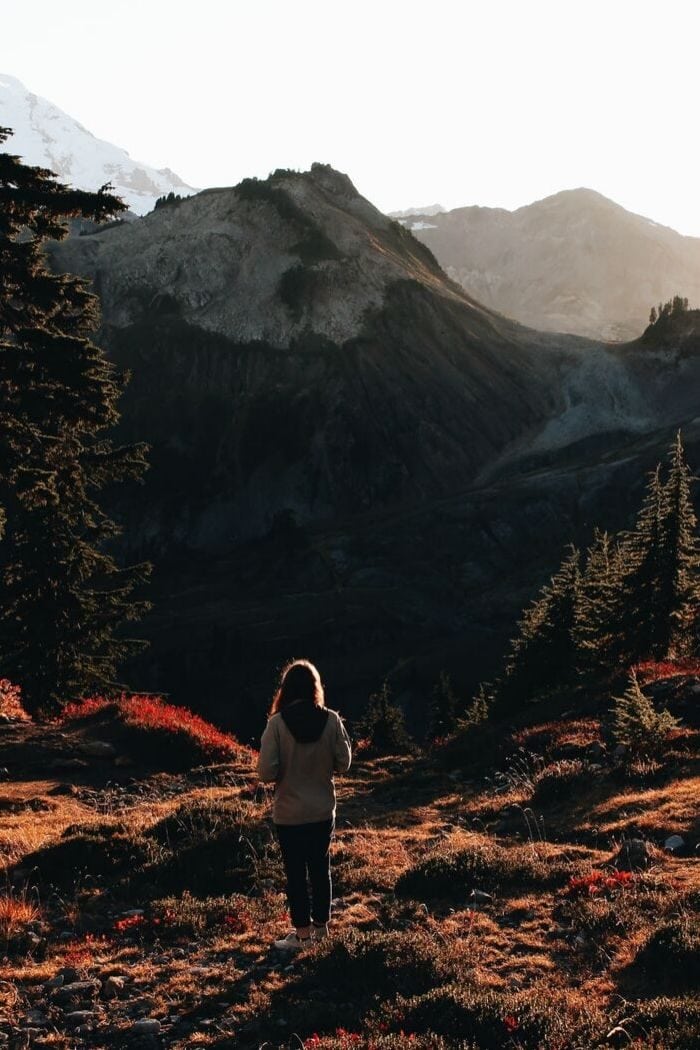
0, 681, 698, 1048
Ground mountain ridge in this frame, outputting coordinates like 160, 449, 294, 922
399, 188, 700, 341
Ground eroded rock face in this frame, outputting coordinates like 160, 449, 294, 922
50, 165, 568, 551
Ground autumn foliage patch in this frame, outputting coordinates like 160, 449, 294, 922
0, 679, 31, 722
567, 869, 634, 897
634, 659, 700, 684
59, 694, 247, 770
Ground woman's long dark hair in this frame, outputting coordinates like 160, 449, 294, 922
270, 659, 325, 715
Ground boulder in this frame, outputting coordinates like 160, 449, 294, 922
614, 838, 650, 871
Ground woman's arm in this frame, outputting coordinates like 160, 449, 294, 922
257, 717, 280, 782
333, 714, 352, 774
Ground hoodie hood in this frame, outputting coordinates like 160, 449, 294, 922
281, 701, 330, 743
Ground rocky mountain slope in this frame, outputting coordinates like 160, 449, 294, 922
0, 74, 196, 214
47, 165, 700, 733
401, 189, 700, 341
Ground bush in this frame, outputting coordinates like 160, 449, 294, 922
59, 694, 247, 770
138, 798, 275, 896
531, 759, 589, 805
611, 671, 678, 757
395, 838, 574, 901
18, 799, 274, 900
377, 983, 600, 1050
305, 1036, 477, 1050
630, 997, 700, 1048
265, 929, 462, 1035
18, 821, 151, 893
633, 917, 700, 990
432, 716, 502, 775
0, 679, 30, 722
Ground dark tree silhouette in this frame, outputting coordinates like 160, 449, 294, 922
498, 545, 582, 710
0, 127, 150, 715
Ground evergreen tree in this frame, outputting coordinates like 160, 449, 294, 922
0, 127, 150, 715
498, 545, 582, 710
357, 679, 412, 754
576, 529, 629, 682
657, 433, 700, 656
427, 670, 458, 740
617, 438, 700, 664
463, 681, 493, 725
611, 670, 678, 756
649, 305, 657, 326
615, 466, 668, 664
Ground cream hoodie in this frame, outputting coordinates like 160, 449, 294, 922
257, 703, 352, 825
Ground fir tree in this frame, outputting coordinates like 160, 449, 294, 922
657, 433, 700, 656
616, 465, 668, 664
0, 127, 151, 715
610, 670, 678, 756
617, 438, 700, 664
357, 679, 412, 754
498, 545, 582, 710
576, 529, 629, 682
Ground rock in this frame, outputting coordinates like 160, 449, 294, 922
65, 1010, 96, 1027
79, 740, 117, 758
588, 741, 606, 759
50, 757, 88, 771
48, 783, 79, 796
664, 834, 685, 853
101, 975, 125, 1000
614, 838, 650, 871
606, 1025, 633, 1046
51, 980, 99, 1005
57, 967, 80, 982
115, 754, 134, 767
132, 1018, 161, 1035
25, 1010, 48, 1026
44, 974, 64, 990
470, 889, 493, 905
612, 744, 627, 760
121, 908, 145, 918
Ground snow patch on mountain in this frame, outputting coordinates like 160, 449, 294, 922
0, 74, 197, 215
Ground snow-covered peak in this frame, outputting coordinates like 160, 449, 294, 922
0, 74, 197, 215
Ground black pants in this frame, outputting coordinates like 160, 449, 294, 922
275, 818, 334, 928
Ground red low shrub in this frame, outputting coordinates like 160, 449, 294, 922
567, 870, 634, 897
635, 659, 700, 684
59, 694, 248, 769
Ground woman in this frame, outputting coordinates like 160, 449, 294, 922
257, 659, 352, 951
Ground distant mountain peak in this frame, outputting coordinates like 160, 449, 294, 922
389, 203, 446, 218
0, 74, 197, 214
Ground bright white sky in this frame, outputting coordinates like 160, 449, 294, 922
4, 0, 700, 233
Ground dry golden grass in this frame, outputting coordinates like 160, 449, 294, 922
0, 723, 697, 1049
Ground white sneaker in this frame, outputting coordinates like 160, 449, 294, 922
312, 923, 329, 941
273, 931, 312, 951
